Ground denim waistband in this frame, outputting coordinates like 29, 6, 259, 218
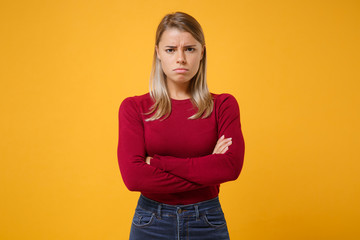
137, 194, 222, 219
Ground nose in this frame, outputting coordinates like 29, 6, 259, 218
176, 50, 186, 64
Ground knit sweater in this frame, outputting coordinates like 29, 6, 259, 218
117, 92, 245, 205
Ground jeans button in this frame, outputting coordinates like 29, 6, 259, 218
177, 209, 182, 214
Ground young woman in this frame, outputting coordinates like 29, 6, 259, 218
117, 11, 245, 240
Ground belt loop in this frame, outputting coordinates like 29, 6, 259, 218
157, 204, 162, 219
194, 205, 199, 221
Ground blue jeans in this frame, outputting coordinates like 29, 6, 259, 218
129, 195, 230, 240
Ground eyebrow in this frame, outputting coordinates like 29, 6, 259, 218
164, 45, 197, 48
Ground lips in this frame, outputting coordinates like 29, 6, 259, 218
173, 68, 189, 73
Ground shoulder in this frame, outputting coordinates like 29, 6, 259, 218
119, 92, 153, 110
210, 93, 241, 122
210, 92, 240, 118
119, 93, 153, 122
210, 92, 239, 108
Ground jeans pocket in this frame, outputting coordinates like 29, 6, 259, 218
132, 207, 156, 228
203, 208, 227, 228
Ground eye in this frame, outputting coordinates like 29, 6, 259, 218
165, 49, 175, 53
186, 48, 195, 52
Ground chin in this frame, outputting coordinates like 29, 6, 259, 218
169, 75, 191, 82
176, 78, 192, 84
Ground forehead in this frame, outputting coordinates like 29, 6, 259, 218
159, 28, 200, 46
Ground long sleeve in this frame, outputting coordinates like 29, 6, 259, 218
117, 97, 206, 194
150, 94, 245, 186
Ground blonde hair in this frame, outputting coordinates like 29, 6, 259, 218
144, 11, 214, 121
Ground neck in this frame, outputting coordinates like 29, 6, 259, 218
166, 80, 191, 100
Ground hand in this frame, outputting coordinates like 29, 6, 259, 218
212, 135, 232, 154
145, 156, 152, 165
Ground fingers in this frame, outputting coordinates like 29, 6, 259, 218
212, 135, 224, 153
212, 135, 232, 154
145, 156, 152, 165
217, 137, 232, 153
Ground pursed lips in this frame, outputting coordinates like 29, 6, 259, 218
173, 68, 189, 73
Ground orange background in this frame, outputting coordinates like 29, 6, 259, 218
1, 0, 359, 239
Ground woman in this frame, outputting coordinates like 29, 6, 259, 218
117, 11, 245, 240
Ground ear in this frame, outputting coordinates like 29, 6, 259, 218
200, 45, 205, 60
155, 45, 161, 61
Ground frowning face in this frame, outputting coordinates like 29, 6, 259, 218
156, 28, 204, 87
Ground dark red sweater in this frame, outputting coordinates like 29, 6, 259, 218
117, 92, 245, 205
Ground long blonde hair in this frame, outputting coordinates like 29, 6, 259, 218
144, 11, 214, 122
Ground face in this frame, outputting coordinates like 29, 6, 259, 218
155, 28, 204, 86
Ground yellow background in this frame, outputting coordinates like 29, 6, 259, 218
1, 0, 359, 239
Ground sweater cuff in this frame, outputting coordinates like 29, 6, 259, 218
151, 154, 164, 170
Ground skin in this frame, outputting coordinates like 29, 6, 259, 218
156, 28, 204, 100
146, 28, 232, 164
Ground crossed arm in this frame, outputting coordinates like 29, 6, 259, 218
146, 135, 232, 163
118, 94, 244, 193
